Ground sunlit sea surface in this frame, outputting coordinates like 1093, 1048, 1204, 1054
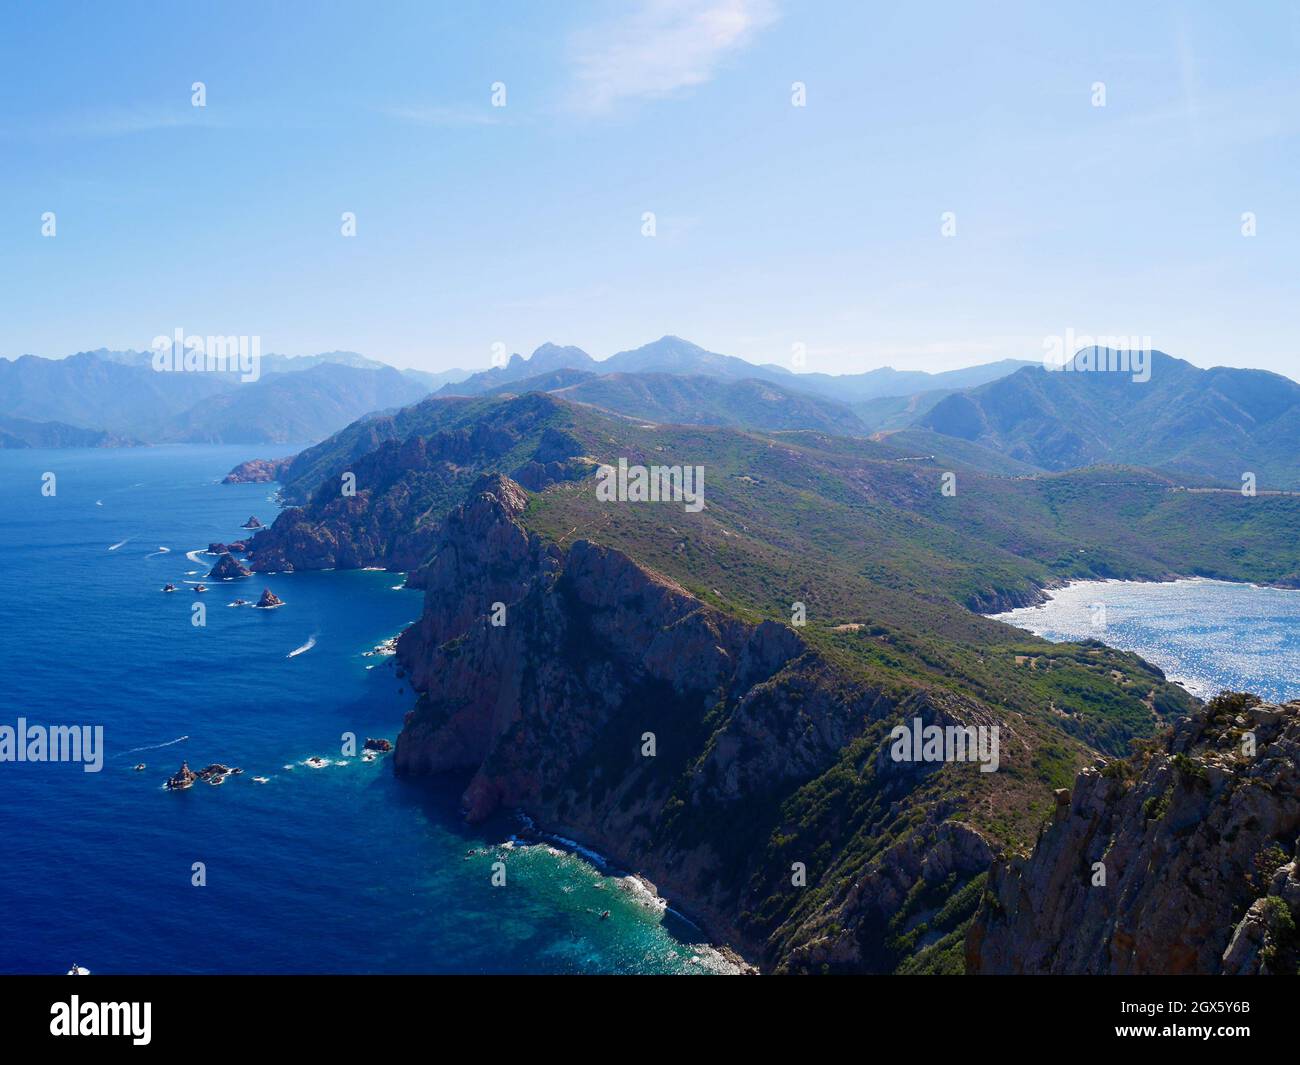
0, 447, 732, 974
992, 578, 1300, 704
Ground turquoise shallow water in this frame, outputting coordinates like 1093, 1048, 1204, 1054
993, 578, 1300, 703
0, 446, 729, 974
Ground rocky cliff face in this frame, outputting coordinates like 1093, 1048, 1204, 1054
207, 552, 251, 580
394, 473, 1010, 971
968, 693, 1300, 974
243, 397, 592, 574
222, 457, 291, 484
394, 473, 803, 817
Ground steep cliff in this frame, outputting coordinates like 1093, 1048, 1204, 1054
233, 389, 1300, 972
395, 474, 1059, 971
968, 693, 1300, 974
243, 394, 593, 573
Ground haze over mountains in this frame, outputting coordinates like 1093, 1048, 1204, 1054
6, 338, 1299, 492
440, 335, 1031, 404
0, 349, 455, 446
0, 336, 1027, 448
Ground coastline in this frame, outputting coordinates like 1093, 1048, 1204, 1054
987, 575, 1300, 703
978, 571, 1300, 618
510, 813, 760, 975
223, 484, 737, 974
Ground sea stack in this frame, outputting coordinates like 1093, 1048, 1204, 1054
241, 515, 263, 529
207, 552, 252, 580
162, 583, 177, 593
165, 762, 197, 790
254, 587, 284, 609
363, 738, 394, 753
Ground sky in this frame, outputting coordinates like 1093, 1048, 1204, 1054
1, 0, 1298, 378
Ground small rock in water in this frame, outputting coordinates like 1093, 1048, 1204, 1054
254, 587, 283, 609
165, 762, 197, 791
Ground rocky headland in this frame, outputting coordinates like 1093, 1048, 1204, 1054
222, 457, 291, 484
392, 473, 1009, 971
968, 693, 1300, 975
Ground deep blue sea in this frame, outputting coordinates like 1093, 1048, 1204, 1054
0, 446, 732, 974
993, 578, 1300, 703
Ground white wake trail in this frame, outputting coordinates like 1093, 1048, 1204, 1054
287, 634, 318, 659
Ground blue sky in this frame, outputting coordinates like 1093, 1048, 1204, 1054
2, 0, 1298, 377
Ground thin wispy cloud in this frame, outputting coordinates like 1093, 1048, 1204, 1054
0, 104, 202, 140
568, 0, 778, 115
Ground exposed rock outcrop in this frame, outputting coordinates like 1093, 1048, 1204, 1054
241, 515, 264, 529
165, 762, 197, 790
254, 588, 283, 609
243, 395, 593, 575
222, 457, 291, 484
967, 585, 1047, 614
207, 552, 251, 580
207, 540, 248, 555
967, 693, 1300, 974
393, 473, 1001, 971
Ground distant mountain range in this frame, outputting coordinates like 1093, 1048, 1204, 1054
0, 349, 466, 446
918, 350, 1300, 488
0, 413, 142, 449
155, 363, 431, 445
441, 335, 1032, 404
9, 339, 1297, 492
0, 338, 1032, 449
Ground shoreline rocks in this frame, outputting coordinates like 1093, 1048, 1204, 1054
241, 515, 264, 530
222, 458, 291, 485
166, 761, 244, 790
207, 540, 249, 555
207, 552, 252, 580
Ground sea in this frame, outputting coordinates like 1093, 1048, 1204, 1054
0, 446, 733, 974
992, 578, 1300, 704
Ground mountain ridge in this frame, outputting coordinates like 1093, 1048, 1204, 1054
919, 350, 1300, 488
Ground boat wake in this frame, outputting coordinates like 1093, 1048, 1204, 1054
145, 546, 171, 559
119, 735, 189, 757
107, 538, 130, 551
287, 634, 318, 658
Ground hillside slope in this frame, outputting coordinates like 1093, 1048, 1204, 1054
919, 351, 1300, 488
550, 372, 868, 435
